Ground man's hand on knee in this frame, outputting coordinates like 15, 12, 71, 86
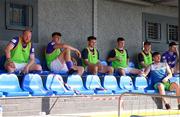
6, 60, 15, 68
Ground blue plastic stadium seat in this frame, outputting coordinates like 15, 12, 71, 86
0, 55, 7, 74
103, 75, 128, 94
134, 76, 148, 89
119, 76, 144, 93
22, 74, 53, 96
113, 70, 121, 77
119, 76, 133, 90
34, 70, 67, 76
100, 60, 108, 66
0, 70, 6, 74
0, 74, 29, 97
146, 76, 154, 90
0, 92, 3, 96
85, 75, 112, 95
52, 71, 68, 76
173, 73, 180, 77
165, 91, 175, 95
134, 76, 156, 94
35, 58, 41, 64
45, 74, 74, 95
41, 58, 49, 71
39, 71, 51, 75
66, 75, 94, 95
128, 61, 135, 68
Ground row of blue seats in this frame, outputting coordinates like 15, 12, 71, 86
0, 73, 179, 97
0, 73, 155, 97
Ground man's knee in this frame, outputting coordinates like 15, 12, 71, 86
6, 66, 15, 72
88, 65, 98, 74
78, 66, 84, 73
5, 63, 15, 72
171, 82, 179, 90
34, 64, 42, 71
63, 48, 70, 53
5, 64, 10, 69
157, 83, 164, 89
94, 65, 98, 71
118, 68, 125, 75
108, 66, 114, 74
62, 48, 71, 61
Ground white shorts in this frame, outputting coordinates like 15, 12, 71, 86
123, 67, 133, 74
50, 58, 68, 73
14, 62, 27, 72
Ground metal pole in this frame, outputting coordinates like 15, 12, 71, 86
118, 94, 123, 117
117, 92, 180, 117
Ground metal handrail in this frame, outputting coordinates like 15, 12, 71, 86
117, 92, 180, 117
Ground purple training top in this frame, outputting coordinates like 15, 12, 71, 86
161, 51, 177, 68
46, 41, 61, 54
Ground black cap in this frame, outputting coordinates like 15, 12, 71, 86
169, 42, 177, 47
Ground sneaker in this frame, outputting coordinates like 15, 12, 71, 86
178, 104, 180, 110
68, 69, 78, 75
165, 103, 171, 110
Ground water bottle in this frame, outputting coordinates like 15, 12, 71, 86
0, 105, 3, 117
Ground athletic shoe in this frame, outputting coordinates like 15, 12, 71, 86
165, 103, 171, 110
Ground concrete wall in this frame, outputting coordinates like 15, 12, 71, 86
37, 0, 93, 59
142, 4, 178, 54
96, 0, 142, 60
1, 95, 178, 116
96, 0, 178, 60
0, 0, 178, 63
37, 0, 178, 61
0, 0, 38, 55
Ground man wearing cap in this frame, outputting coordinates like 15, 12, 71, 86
4, 29, 42, 73
107, 37, 142, 76
162, 42, 179, 74
45, 32, 84, 75
138, 41, 152, 70
81, 36, 114, 75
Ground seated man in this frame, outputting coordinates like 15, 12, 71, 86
4, 29, 42, 73
82, 36, 114, 75
162, 42, 179, 74
107, 37, 142, 76
144, 52, 180, 110
45, 32, 84, 75
138, 41, 152, 70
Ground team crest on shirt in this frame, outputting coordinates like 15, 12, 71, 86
11, 39, 17, 44
51, 42, 55, 45
32, 48, 35, 53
